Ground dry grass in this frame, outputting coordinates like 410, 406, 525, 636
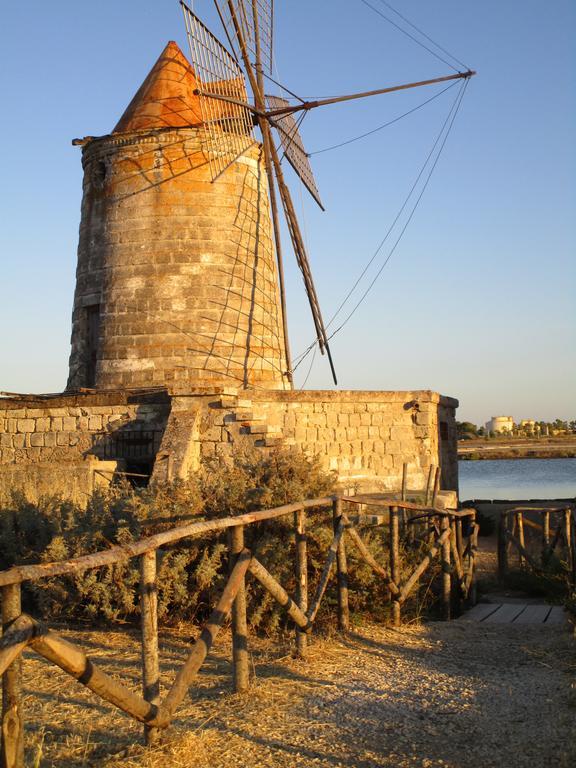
17, 534, 576, 767
23, 622, 299, 767
20, 613, 576, 768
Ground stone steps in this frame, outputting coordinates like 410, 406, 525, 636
214, 394, 286, 450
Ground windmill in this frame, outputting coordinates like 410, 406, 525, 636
179, 0, 475, 385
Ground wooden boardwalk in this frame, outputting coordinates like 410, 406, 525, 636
460, 602, 568, 625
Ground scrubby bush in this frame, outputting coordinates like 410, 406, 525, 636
0, 449, 338, 628
0, 448, 445, 630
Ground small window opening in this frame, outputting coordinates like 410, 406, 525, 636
123, 460, 153, 488
440, 421, 449, 440
95, 160, 107, 186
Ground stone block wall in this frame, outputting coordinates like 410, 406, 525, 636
190, 389, 458, 494
68, 128, 289, 392
0, 392, 169, 504
0, 387, 458, 504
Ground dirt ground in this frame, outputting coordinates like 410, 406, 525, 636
19, 539, 576, 768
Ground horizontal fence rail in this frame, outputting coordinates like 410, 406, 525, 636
0, 489, 478, 766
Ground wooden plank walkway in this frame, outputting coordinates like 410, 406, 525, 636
460, 602, 568, 626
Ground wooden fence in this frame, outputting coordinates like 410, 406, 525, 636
0, 494, 477, 767
497, 505, 576, 585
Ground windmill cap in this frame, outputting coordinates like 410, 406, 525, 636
113, 41, 203, 132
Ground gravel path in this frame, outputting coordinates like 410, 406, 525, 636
115, 620, 573, 768
22, 538, 576, 768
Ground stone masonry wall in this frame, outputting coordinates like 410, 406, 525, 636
0, 394, 169, 504
189, 389, 459, 494
0, 388, 458, 504
68, 128, 289, 392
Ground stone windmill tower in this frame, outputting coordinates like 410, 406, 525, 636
0, 6, 468, 503
67, 41, 290, 393
67, 5, 472, 397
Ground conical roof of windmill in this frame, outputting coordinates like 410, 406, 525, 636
113, 41, 204, 132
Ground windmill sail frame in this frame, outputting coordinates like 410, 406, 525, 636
214, 0, 274, 76
266, 95, 324, 210
179, 1, 474, 386
181, 2, 256, 180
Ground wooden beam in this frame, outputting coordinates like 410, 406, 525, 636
0, 616, 34, 678
307, 523, 343, 623
345, 525, 399, 596
0, 498, 333, 588
1, 585, 24, 768
157, 550, 251, 726
248, 558, 310, 631
333, 498, 349, 631
265, 71, 476, 117
294, 508, 308, 656
389, 507, 401, 626
441, 515, 451, 620
139, 551, 160, 745
229, 527, 249, 693
398, 528, 450, 604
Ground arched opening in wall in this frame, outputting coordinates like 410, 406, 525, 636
91, 428, 165, 487
95, 160, 107, 186
85, 304, 101, 387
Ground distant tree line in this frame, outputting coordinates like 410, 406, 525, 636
456, 419, 576, 439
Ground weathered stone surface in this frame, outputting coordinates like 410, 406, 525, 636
0, 388, 458, 502
67, 122, 289, 392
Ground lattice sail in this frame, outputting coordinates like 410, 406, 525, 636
214, 0, 274, 75
266, 95, 324, 210
182, 3, 255, 180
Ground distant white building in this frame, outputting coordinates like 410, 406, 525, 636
485, 416, 514, 434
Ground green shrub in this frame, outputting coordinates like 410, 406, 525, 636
0, 448, 445, 630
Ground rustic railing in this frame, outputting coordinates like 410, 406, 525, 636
497, 505, 576, 585
0, 494, 477, 767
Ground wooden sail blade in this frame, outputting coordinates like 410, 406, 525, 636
266, 140, 337, 383
266, 70, 476, 118
266, 95, 324, 211
214, 0, 274, 75
181, 2, 255, 180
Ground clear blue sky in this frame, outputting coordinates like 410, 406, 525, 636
1, 1, 574, 426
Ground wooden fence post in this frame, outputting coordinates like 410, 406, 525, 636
140, 550, 160, 746
497, 512, 509, 581
401, 463, 408, 501
333, 499, 349, 631
425, 465, 435, 506
542, 510, 550, 564
228, 525, 249, 693
568, 509, 576, 591
515, 511, 525, 567
564, 508, 573, 583
456, 519, 463, 563
294, 508, 308, 657
432, 467, 441, 506
440, 516, 451, 621
401, 464, 413, 544
1, 584, 24, 768
389, 506, 401, 627
469, 514, 478, 606
450, 518, 463, 613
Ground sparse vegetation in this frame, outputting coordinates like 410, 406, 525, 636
0, 448, 448, 632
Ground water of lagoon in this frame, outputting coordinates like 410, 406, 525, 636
458, 458, 576, 501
